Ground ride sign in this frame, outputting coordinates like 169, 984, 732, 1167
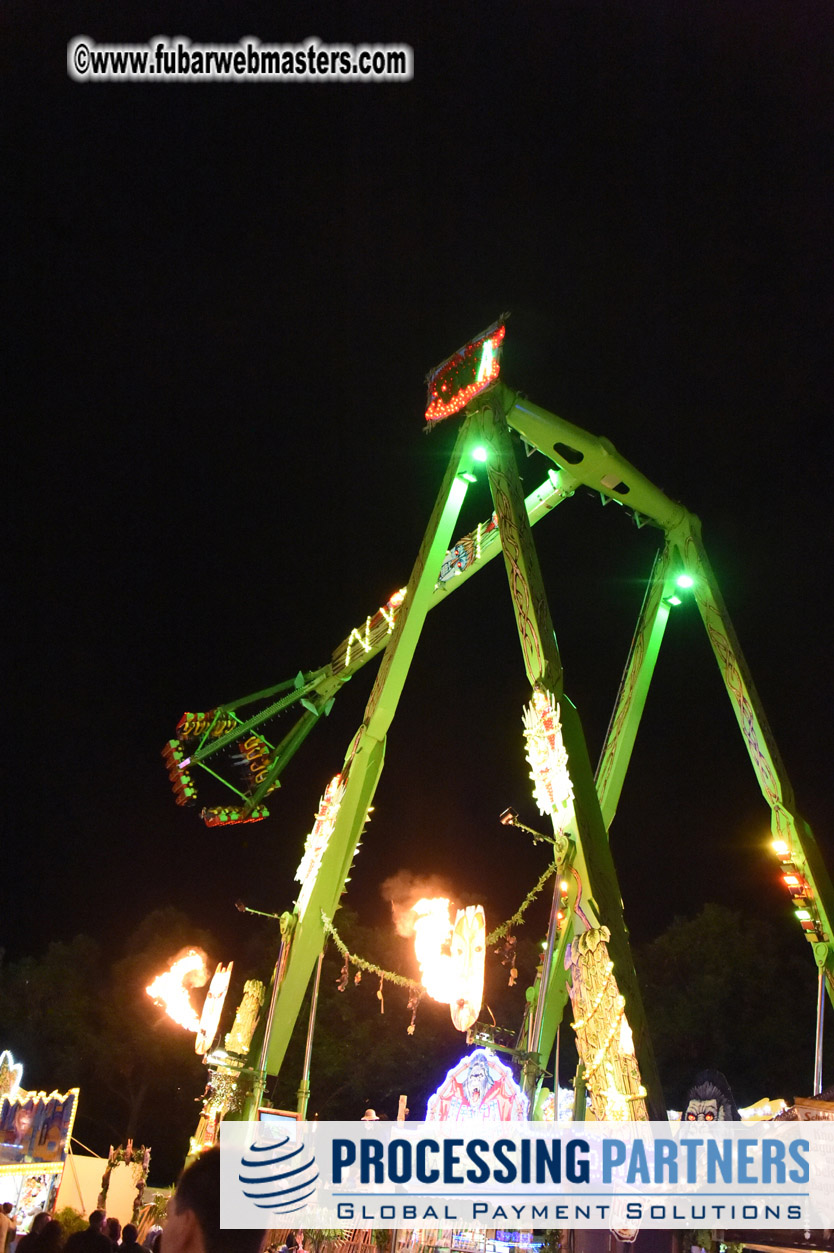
425, 319, 507, 423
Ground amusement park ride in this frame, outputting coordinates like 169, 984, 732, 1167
162, 318, 834, 1132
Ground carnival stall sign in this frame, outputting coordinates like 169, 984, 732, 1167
401, 1050, 537, 1253
0, 1050, 79, 1223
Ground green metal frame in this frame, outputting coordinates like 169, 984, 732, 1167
173, 472, 576, 814
497, 381, 834, 1006
595, 544, 675, 828
251, 417, 480, 1097
474, 400, 665, 1118
172, 355, 833, 1121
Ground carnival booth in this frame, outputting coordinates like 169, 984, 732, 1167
0, 1050, 79, 1224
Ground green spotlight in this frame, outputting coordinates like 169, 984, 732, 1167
676, 574, 695, 589
666, 595, 682, 607
472, 445, 488, 462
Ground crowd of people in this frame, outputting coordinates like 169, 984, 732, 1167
2, 1147, 270, 1253
2, 1206, 150, 1253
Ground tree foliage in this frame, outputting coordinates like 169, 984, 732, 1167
2, 899, 828, 1192
0, 909, 219, 1182
636, 902, 832, 1111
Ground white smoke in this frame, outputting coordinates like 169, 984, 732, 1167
381, 869, 456, 937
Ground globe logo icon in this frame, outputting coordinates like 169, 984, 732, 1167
238, 1135, 319, 1215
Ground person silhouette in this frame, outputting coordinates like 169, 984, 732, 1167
162, 1148, 267, 1253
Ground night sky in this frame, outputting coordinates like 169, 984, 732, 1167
7, 0, 834, 1026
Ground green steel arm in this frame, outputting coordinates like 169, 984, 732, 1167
247, 706, 326, 808
670, 514, 834, 1002
595, 544, 676, 828
523, 886, 578, 1104
179, 471, 576, 814
328, 468, 577, 677
476, 400, 666, 1120
500, 379, 833, 1000
189, 671, 330, 765
260, 419, 478, 1081
501, 385, 686, 531
222, 674, 321, 713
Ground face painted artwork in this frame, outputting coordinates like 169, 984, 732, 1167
685, 1098, 720, 1121
426, 1048, 528, 1122
463, 1052, 490, 1110
682, 1070, 740, 1122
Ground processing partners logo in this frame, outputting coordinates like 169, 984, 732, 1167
220, 1119, 834, 1231
237, 1130, 319, 1217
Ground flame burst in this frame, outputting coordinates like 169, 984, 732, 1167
146, 948, 209, 1031
412, 898, 485, 1031
413, 898, 455, 1001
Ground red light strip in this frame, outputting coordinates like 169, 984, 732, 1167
425, 324, 506, 422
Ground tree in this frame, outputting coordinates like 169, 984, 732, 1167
0, 908, 223, 1183
0, 934, 104, 1094
636, 902, 832, 1111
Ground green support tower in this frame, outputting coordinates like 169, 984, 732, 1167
165, 318, 834, 1126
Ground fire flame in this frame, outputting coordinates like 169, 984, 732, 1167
412, 898, 456, 1002
146, 948, 209, 1031
412, 898, 485, 1031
